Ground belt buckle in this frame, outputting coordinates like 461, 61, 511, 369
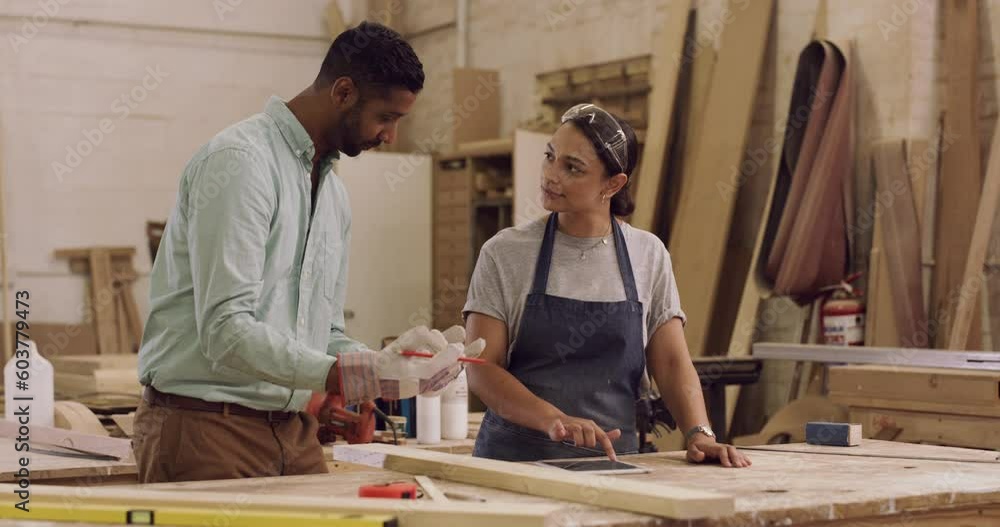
265, 411, 283, 423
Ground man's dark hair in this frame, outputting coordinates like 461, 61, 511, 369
316, 21, 424, 95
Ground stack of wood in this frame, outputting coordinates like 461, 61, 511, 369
535, 55, 652, 138
54, 247, 143, 355
50, 354, 141, 400
828, 365, 999, 449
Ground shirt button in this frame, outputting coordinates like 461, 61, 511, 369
299, 317, 306, 326
295, 149, 302, 156
303, 269, 311, 279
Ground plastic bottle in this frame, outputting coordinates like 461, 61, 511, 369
416, 394, 441, 444
4, 340, 54, 427
440, 370, 468, 440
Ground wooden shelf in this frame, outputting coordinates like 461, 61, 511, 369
472, 197, 512, 208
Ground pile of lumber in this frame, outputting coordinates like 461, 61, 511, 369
50, 354, 141, 399
828, 364, 1000, 449
53, 246, 143, 355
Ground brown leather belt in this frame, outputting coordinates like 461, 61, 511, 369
143, 386, 295, 422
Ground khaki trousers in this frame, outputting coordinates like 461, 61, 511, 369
132, 398, 328, 483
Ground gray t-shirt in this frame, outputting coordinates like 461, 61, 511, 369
463, 216, 686, 363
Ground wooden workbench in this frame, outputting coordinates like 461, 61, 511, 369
0, 438, 136, 486
46, 440, 989, 526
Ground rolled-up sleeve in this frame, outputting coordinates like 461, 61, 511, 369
649, 244, 687, 334
186, 149, 335, 392
462, 244, 507, 324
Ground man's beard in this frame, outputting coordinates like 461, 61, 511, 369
340, 108, 380, 156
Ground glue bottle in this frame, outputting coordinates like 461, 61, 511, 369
440, 370, 468, 440
4, 340, 55, 427
416, 394, 441, 444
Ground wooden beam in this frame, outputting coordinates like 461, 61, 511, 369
949, 111, 1000, 349
334, 444, 733, 519
0, 484, 561, 527
630, 0, 692, 231
872, 140, 927, 346
667, 0, 774, 357
2, 484, 561, 527
849, 407, 1000, 450
933, 0, 982, 349
415, 475, 449, 502
54, 247, 136, 260
88, 249, 119, 354
49, 354, 138, 375
0, 420, 132, 460
828, 364, 1000, 418
53, 401, 109, 436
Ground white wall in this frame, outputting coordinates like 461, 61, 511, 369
0, 0, 333, 323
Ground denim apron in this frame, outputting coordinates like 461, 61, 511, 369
473, 213, 646, 461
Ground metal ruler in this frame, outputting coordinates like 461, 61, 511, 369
752, 342, 1000, 371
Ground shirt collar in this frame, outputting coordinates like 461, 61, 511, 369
264, 96, 341, 166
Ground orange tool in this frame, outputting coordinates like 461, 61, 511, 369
305, 392, 376, 444
358, 482, 419, 499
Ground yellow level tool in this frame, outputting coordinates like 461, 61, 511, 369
0, 500, 398, 527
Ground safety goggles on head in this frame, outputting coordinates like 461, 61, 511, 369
560, 103, 629, 174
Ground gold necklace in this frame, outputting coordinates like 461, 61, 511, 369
579, 220, 613, 261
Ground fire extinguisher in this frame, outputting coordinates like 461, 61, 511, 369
820, 272, 865, 346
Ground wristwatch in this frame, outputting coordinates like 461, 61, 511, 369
684, 424, 716, 443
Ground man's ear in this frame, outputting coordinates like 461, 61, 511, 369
606, 173, 628, 196
330, 77, 360, 108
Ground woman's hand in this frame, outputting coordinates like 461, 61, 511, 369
686, 435, 752, 468
545, 414, 622, 461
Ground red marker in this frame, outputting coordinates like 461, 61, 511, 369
400, 350, 487, 364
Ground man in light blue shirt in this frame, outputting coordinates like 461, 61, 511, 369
133, 22, 466, 483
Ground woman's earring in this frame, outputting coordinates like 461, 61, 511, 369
601, 193, 607, 202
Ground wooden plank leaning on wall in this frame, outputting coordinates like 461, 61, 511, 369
667, 0, 775, 358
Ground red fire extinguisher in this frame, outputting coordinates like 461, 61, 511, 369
820, 272, 865, 346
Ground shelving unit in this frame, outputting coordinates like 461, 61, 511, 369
432, 140, 515, 329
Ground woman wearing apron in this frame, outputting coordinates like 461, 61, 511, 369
464, 104, 750, 467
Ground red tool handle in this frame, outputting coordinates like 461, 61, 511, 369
359, 482, 418, 499
400, 350, 487, 364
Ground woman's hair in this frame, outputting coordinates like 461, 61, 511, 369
563, 110, 639, 217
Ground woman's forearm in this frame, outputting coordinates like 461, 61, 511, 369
467, 363, 564, 432
464, 312, 565, 433
646, 319, 710, 434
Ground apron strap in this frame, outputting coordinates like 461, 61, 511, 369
611, 216, 640, 303
529, 213, 560, 295
531, 213, 641, 303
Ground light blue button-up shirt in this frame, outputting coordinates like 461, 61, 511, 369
138, 96, 365, 411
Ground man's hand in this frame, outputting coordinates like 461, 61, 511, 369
686, 435, 752, 468
332, 326, 485, 404
377, 326, 484, 399
544, 414, 622, 461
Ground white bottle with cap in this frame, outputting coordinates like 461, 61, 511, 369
440, 370, 468, 440
4, 340, 54, 427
